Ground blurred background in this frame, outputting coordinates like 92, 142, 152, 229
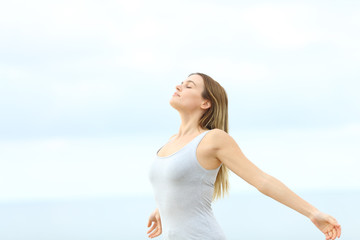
0, 0, 359, 239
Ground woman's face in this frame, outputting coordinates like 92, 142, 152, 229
169, 74, 210, 112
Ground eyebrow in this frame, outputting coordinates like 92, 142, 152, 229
181, 80, 197, 86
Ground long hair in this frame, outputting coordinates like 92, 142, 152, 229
188, 72, 230, 201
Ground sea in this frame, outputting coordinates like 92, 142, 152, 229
0, 190, 358, 240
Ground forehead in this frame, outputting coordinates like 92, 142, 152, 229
186, 74, 203, 86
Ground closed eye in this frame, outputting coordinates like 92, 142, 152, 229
181, 81, 195, 88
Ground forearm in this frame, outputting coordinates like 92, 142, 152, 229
258, 173, 320, 219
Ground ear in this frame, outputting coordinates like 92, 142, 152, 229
201, 99, 211, 110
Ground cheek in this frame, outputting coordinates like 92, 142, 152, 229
183, 93, 202, 106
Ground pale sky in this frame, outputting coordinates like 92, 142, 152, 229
0, 0, 359, 202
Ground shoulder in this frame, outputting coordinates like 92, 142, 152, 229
207, 128, 234, 150
208, 128, 230, 138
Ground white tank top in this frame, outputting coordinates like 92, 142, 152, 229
148, 130, 227, 240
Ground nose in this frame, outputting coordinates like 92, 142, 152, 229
176, 84, 182, 92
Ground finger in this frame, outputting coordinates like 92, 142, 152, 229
149, 227, 159, 238
148, 229, 155, 238
337, 225, 341, 238
330, 228, 335, 240
153, 226, 161, 237
147, 222, 154, 233
147, 222, 157, 234
325, 231, 331, 240
156, 216, 162, 233
147, 219, 151, 227
148, 224, 157, 235
148, 226, 158, 238
333, 227, 337, 239
151, 222, 162, 238
149, 224, 159, 236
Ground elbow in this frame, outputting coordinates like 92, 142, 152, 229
256, 173, 272, 195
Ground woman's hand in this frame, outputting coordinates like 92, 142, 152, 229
310, 210, 341, 240
147, 208, 162, 238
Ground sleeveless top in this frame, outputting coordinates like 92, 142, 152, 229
148, 130, 227, 240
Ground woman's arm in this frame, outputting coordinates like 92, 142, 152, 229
211, 129, 341, 240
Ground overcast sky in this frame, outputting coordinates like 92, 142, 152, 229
0, 0, 359, 202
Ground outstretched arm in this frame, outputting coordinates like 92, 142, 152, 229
211, 129, 341, 240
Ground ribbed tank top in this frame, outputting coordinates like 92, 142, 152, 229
148, 130, 227, 240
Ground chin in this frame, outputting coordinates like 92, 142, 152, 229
169, 99, 180, 110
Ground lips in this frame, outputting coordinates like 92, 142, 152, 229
173, 92, 180, 97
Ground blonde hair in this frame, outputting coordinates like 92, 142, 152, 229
189, 72, 230, 201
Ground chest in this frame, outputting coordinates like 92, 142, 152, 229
157, 135, 220, 170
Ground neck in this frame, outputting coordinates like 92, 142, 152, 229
177, 111, 206, 137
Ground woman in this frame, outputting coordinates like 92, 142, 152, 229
147, 73, 341, 240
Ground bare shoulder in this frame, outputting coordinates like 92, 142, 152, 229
208, 128, 229, 139
209, 128, 227, 135
207, 128, 235, 150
